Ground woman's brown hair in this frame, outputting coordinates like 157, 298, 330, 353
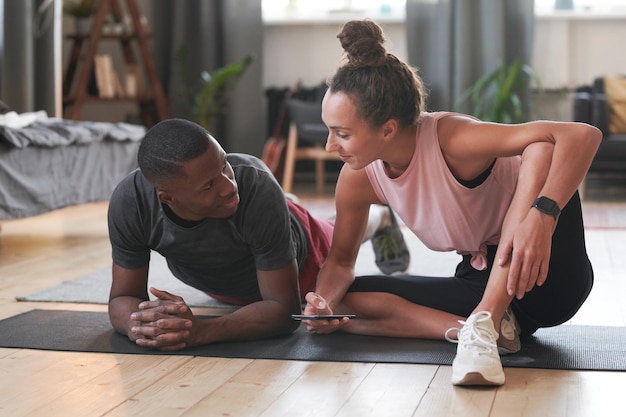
329, 19, 427, 128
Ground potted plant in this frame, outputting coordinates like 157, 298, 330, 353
63, 0, 98, 35
455, 60, 542, 124
192, 54, 255, 134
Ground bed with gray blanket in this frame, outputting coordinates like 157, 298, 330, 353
0, 115, 145, 219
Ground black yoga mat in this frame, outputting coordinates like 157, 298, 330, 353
1, 309, 625, 371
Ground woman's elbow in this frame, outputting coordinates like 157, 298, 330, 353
583, 123, 603, 150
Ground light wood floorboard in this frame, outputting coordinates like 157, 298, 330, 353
0, 193, 625, 417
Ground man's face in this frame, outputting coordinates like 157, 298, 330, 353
159, 139, 239, 221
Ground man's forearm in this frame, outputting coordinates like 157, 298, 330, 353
188, 299, 299, 346
108, 295, 143, 338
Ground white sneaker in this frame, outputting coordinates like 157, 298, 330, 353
447, 311, 505, 386
497, 307, 521, 355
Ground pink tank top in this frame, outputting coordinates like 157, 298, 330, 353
365, 112, 520, 270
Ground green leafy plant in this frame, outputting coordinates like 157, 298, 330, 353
455, 60, 542, 124
63, 0, 98, 18
191, 54, 255, 133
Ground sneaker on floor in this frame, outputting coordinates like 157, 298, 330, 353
448, 311, 505, 386
497, 307, 521, 355
371, 207, 410, 275
445, 309, 520, 356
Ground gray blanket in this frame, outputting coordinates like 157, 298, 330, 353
0, 119, 145, 219
0, 119, 145, 148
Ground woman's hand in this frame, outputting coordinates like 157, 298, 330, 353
498, 211, 555, 299
302, 292, 350, 334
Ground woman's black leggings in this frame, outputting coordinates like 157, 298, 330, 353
348, 191, 594, 335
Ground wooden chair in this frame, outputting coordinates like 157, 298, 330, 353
281, 98, 341, 194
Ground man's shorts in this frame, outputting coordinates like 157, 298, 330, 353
207, 200, 333, 306
287, 199, 334, 300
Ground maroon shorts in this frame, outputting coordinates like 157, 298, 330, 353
207, 199, 333, 305
287, 199, 334, 299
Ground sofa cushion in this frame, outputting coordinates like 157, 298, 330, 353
604, 74, 626, 134
591, 133, 626, 172
573, 77, 626, 174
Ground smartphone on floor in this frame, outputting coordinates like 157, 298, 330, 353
291, 314, 356, 321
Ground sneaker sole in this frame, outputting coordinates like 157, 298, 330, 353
372, 208, 411, 275
497, 344, 520, 355
497, 308, 522, 355
452, 371, 505, 386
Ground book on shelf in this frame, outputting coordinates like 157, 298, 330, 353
112, 70, 125, 98
124, 64, 142, 97
94, 54, 113, 98
94, 54, 125, 99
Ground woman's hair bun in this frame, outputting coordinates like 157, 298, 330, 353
337, 20, 387, 67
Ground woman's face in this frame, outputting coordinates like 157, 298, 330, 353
322, 90, 386, 171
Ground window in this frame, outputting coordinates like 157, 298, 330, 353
535, 0, 626, 13
263, 0, 626, 21
262, 0, 406, 15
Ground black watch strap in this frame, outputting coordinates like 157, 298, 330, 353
532, 196, 561, 220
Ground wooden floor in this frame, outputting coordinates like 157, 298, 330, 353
1, 185, 625, 417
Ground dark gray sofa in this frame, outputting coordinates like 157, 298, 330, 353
573, 77, 626, 196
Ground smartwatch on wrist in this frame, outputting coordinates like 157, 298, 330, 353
532, 196, 561, 220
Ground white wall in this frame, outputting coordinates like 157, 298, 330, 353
533, 13, 626, 89
263, 20, 407, 88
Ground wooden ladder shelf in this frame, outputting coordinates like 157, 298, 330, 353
63, 0, 169, 126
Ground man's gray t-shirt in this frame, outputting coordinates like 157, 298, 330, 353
107, 153, 306, 301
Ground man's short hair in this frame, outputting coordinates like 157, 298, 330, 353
138, 118, 211, 186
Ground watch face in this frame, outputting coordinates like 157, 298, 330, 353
533, 196, 561, 219
537, 197, 557, 212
